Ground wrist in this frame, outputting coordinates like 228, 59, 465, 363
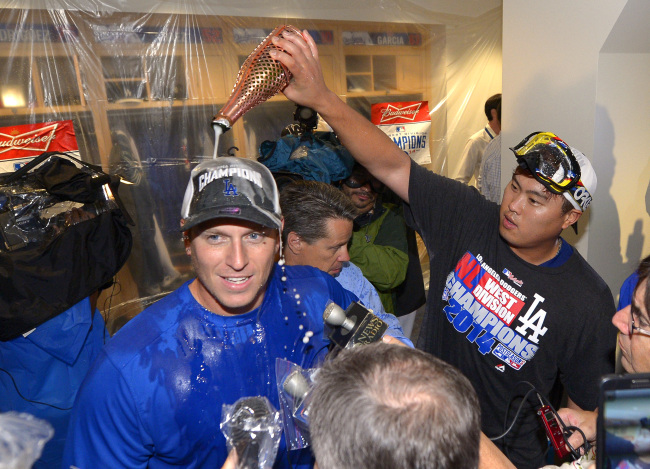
313, 90, 345, 121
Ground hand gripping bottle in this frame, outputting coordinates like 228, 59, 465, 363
212, 25, 303, 133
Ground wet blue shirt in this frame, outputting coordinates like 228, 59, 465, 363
62, 264, 359, 469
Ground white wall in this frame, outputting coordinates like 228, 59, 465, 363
591, 53, 650, 293
501, 0, 627, 292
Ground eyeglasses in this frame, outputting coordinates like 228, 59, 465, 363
510, 132, 581, 195
630, 305, 650, 338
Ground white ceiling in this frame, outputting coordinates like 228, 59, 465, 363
132, 0, 502, 18
2, 0, 502, 21
391, 0, 501, 18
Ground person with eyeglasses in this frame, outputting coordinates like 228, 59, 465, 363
269, 29, 616, 469
616, 258, 650, 373
339, 163, 410, 317
557, 255, 650, 462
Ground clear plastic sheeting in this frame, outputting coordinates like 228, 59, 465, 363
276, 358, 317, 451
0, 153, 119, 252
0, 1, 501, 333
220, 396, 282, 469
0, 412, 54, 469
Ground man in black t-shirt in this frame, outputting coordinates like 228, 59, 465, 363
271, 30, 616, 469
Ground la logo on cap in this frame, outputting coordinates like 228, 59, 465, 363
223, 179, 238, 197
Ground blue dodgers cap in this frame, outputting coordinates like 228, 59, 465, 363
180, 157, 282, 232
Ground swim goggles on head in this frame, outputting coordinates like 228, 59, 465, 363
510, 131, 581, 195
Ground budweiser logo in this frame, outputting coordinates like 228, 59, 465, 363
379, 102, 422, 123
0, 123, 58, 155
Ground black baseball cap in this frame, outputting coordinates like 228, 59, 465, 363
180, 157, 282, 232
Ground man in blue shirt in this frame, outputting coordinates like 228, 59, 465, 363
279, 179, 411, 346
63, 157, 409, 469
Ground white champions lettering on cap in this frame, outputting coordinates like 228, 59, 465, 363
197, 166, 263, 192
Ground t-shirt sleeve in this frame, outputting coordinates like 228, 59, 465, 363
404, 159, 498, 256
63, 352, 152, 469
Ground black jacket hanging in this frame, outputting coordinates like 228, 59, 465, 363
0, 151, 133, 341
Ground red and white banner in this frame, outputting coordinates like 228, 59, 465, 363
0, 120, 79, 172
371, 101, 431, 164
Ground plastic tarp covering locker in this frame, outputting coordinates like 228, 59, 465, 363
0, 0, 501, 333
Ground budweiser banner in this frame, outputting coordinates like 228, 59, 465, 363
371, 101, 431, 164
0, 120, 79, 172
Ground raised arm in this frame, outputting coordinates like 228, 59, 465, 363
270, 30, 412, 202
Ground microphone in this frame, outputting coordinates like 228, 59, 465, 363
323, 302, 356, 331
282, 370, 311, 407
323, 301, 388, 350
227, 396, 277, 469
282, 370, 313, 433
212, 25, 303, 133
